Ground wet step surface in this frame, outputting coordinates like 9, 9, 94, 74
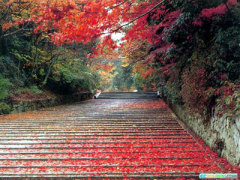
0, 94, 238, 178
97, 92, 158, 99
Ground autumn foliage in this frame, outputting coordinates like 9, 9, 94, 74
1, 0, 240, 116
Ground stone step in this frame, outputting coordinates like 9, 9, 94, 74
97, 92, 158, 99
0, 145, 195, 149
0, 141, 198, 146
0, 129, 186, 133
0, 172, 200, 178
0, 98, 228, 178
0, 164, 211, 168
0, 134, 191, 137
0, 150, 204, 154
0, 137, 194, 140
0, 123, 180, 127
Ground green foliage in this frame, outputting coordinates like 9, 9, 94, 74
213, 26, 240, 81
0, 56, 25, 86
216, 85, 240, 117
111, 59, 133, 91
0, 10, 99, 100
133, 73, 144, 91
234, 91, 240, 116
163, 86, 182, 104
0, 102, 11, 114
0, 74, 12, 100
15, 85, 43, 95
49, 60, 100, 94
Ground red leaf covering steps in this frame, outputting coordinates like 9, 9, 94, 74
0, 93, 239, 179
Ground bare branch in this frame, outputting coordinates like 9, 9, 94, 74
1, 28, 33, 39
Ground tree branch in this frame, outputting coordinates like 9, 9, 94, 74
110, 0, 167, 33
1, 28, 33, 39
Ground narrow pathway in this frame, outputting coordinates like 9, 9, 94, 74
0, 93, 237, 178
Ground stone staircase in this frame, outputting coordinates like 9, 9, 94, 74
0, 93, 235, 178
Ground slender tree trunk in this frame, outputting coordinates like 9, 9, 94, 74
42, 57, 56, 85
42, 45, 61, 85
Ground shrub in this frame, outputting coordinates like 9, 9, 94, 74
216, 84, 240, 117
133, 73, 144, 91
146, 1, 240, 118
48, 63, 100, 94
0, 102, 11, 114
163, 85, 182, 104
180, 68, 208, 112
0, 74, 12, 100
15, 85, 43, 95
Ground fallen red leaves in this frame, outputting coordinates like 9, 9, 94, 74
0, 99, 239, 177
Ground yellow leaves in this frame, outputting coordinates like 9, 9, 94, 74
1, 22, 14, 31
132, 63, 146, 78
1, 0, 34, 32
97, 69, 117, 91
98, 70, 112, 82
121, 58, 130, 68
90, 60, 117, 91
53, 63, 61, 70
121, 63, 129, 68
121, 40, 150, 63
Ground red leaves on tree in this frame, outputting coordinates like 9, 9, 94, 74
158, 10, 181, 28
125, 17, 156, 43
160, 63, 175, 77
50, 3, 75, 22
201, 4, 227, 18
193, 0, 238, 26
227, 0, 238, 6
153, 43, 174, 55
143, 67, 156, 79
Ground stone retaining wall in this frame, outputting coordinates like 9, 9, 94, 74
9, 92, 93, 114
168, 102, 240, 166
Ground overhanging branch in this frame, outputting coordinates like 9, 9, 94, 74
110, 0, 167, 33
